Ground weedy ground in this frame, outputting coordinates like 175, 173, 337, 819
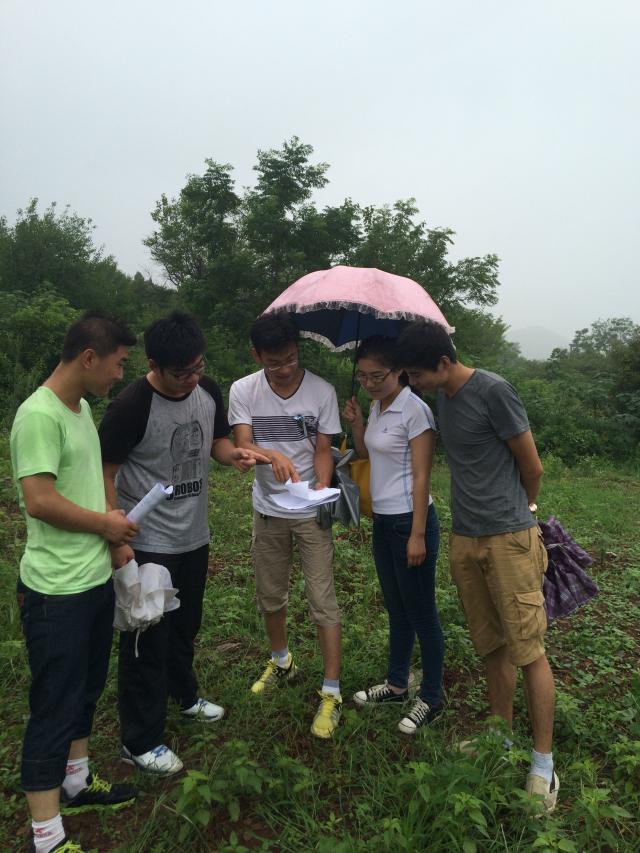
1, 439, 639, 852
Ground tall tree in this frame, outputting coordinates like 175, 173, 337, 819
350, 199, 500, 314
146, 138, 502, 353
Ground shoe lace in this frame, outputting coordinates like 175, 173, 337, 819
409, 697, 430, 723
368, 682, 392, 700
86, 773, 111, 794
259, 658, 279, 682
316, 691, 341, 719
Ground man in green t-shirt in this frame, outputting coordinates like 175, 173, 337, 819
11, 311, 140, 853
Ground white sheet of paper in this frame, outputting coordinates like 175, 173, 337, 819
127, 483, 174, 524
284, 479, 340, 503
272, 491, 340, 511
271, 479, 341, 512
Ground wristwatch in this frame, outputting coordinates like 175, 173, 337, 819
528, 503, 538, 513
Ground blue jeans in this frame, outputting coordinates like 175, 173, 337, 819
17, 577, 114, 791
372, 505, 444, 707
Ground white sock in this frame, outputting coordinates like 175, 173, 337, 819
530, 749, 554, 785
62, 756, 89, 798
322, 678, 340, 697
271, 647, 289, 668
32, 813, 65, 853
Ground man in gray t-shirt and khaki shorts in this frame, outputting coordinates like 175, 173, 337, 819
396, 320, 558, 813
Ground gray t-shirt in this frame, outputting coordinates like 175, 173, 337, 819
99, 376, 230, 553
437, 369, 535, 537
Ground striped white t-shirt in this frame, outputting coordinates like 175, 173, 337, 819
228, 369, 341, 518
364, 386, 436, 515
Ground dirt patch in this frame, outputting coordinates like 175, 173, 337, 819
207, 556, 226, 577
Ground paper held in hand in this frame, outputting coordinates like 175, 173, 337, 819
271, 479, 340, 512
127, 483, 174, 524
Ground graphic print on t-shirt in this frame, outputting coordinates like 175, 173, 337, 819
252, 415, 318, 443
169, 420, 204, 501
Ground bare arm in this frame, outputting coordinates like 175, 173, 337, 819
101, 461, 136, 566
506, 430, 544, 504
103, 461, 121, 512
21, 473, 138, 544
232, 423, 300, 483
407, 430, 435, 567
211, 436, 271, 471
313, 433, 335, 490
342, 397, 368, 459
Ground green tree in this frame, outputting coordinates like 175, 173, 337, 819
0, 200, 101, 305
569, 317, 638, 357
0, 198, 175, 323
350, 199, 500, 315
0, 289, 78, 423
145, 138, 503, 356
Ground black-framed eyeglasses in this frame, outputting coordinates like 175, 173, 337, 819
167, 357, 207, 380
355, 369, 393, 386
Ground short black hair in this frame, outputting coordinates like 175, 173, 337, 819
251, 312, 299, 353
355, 335, 398, 368
395, 320, 457, 370
61, 311, 136, 362
144, 311, 206, 369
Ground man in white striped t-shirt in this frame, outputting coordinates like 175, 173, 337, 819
228, 313, 343, 739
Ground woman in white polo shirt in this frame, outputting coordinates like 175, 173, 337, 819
343, 336, 444, 734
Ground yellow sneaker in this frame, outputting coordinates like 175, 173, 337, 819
250, 653, 298, 694
311, 691, 342, 739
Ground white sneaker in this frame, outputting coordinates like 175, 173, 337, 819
121, 744, 183, 775
525, 770, 560, 813
181, 697, 225, 722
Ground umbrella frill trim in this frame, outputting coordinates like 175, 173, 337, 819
299, 330, 359, 352
268, 301, 455, 333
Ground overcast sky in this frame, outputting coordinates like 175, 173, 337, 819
1, 0, 638, 344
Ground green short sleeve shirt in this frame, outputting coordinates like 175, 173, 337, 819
10, 386, 111, 594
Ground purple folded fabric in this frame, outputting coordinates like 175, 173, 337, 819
538, 517, 599, 621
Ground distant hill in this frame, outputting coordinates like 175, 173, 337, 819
507, 326, 570, 360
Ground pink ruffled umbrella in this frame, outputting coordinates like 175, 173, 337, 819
263, 265, 453, 351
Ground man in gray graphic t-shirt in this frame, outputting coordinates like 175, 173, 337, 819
100, 312, 266, 776
396, 319, 559, 815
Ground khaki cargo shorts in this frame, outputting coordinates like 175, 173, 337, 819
251, 512, 340, 627
449, 526, 548, 666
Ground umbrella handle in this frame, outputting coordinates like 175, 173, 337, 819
349, 314, 361, 398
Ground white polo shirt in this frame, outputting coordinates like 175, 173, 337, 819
228, 369, 341, 518
364, 386, 436, 515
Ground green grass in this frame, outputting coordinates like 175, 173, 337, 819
1, 440, 639, 852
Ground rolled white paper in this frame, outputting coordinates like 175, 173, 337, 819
127, 483, 173, 524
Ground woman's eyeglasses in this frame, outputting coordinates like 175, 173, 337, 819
355, 369, 393, 386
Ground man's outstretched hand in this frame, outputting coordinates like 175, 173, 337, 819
229, 447, 271, 472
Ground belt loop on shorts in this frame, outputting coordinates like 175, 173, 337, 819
260, 513, 268, 520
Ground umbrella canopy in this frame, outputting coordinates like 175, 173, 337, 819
263, 265, 453, 351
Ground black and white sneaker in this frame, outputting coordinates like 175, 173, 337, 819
398, 697, 443, 734
353, 680, 408, 709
